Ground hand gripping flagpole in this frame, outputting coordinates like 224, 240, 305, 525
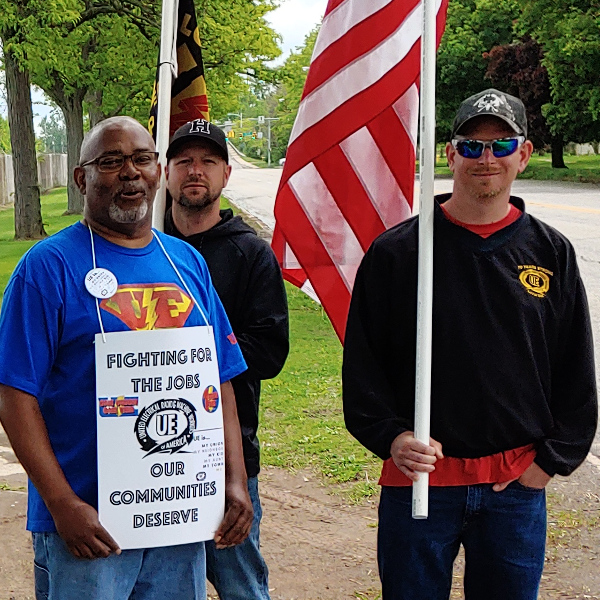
152, 0, 178, 232
412, 0, 437, 520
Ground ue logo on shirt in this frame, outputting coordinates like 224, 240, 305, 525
518, 265, 553, 298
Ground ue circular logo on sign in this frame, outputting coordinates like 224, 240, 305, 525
134, 398, 197, 457
202, 385, 220, 413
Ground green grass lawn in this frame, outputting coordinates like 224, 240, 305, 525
0, 189, 381, 500
0, 188, 81, 303
260, 286, 380, 501
520, 153, 600, 183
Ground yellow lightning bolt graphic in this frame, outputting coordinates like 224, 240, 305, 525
142, 289, 159, 330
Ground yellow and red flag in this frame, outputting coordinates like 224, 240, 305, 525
149, 0, 209, 139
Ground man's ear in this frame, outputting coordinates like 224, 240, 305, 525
74, 166, 86, 194
445, 142, 455, 173
518, 140, 534, 174
223, 164, 232, 188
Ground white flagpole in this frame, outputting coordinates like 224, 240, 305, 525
152, 0, 178, 232
412, 0, 437, 519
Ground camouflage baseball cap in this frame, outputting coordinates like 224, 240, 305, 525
451, 89, 528, 138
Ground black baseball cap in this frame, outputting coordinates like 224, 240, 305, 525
166, 119, 229, 163
451, 89, 528, 138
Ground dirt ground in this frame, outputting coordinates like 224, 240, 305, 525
2, 426, 600, 600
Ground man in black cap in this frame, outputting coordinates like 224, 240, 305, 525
164, 119, 289, 600
343, 89, 597, 599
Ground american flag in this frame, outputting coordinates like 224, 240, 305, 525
271, 0, 448, 342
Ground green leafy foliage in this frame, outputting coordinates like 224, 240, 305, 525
436, 0, 519, 139
268, 26, 318, 161
0, 115, 11, 153
200, 0, 282, 117
0, 0, 281, 131
0, 0, 282, 215
518, 0, 600, 143
39, 105, 67, 153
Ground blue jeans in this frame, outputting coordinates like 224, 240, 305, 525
32, 532, 206, 600
378, 483, 547, 600
205, 477, 270, 600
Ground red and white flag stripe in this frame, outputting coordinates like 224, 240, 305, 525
272, 0, 448, 342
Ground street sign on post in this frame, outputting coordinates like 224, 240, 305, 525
258, 116, 265, 124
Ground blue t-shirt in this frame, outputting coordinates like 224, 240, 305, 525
0, 222, 247, 532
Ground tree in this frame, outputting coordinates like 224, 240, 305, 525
26, 0, 281, 211
518, 0, 600, 160
3, 46, 46, 238
27, 15, 157, 213
436, 0, 519, 139
199, 0, 281, 118
39, 106, 67, 153
484, 37, 557, 158
262, 26, 319, 161
2, 0, 282, 223
0, 0, 50, 239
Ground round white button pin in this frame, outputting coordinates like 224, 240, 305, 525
85, 268, 118, 299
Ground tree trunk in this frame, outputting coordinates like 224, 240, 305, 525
551, 136, 567, 169
4, 47, 46, 240
87, 90, 105, 128
61, 94, 86, 214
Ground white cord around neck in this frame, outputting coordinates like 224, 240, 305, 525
88, 224, 107, 343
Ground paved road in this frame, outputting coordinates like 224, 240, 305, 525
224, 155, 281, 230
225, 160, 600, 460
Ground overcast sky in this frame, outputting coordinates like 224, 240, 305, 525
267, 0, 327, 63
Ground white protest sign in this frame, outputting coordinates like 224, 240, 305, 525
95, 326, 224, 550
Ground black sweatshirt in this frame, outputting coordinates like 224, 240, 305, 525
165, 208, 289, 477
343, 196, 598, 477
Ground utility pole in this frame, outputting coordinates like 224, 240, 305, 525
258, 116, 280, 166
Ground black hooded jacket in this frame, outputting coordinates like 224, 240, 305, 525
165, 208, 289, 477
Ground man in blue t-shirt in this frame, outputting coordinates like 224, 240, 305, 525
0, 116, 252, 600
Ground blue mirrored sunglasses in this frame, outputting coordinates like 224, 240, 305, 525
451, 136, 525, 159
